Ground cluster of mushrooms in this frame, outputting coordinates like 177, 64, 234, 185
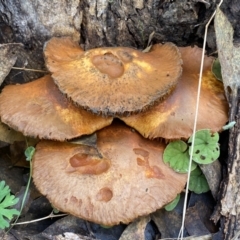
0, 37, 228, 226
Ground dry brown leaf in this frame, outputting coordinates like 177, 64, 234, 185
0, 43, 23, 86
0, 120, 25, 143
119, 216, 150, 240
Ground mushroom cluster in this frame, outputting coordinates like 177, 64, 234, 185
0, 37, 228, 225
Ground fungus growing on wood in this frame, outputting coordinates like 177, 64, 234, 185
0, 75, 113, 141
44, 37, 182, 116
120, 46, 229, 139
32, 123, 187, 225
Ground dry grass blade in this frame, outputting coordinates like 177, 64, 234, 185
178, 1, 223, 239
11, 67, 48, 73
162, 235, 212, 240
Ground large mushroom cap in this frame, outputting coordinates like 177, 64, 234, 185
32, 123, 187, 225
120, 46, 229, 139
44, 37, 182, 116
0, 75, 113, 141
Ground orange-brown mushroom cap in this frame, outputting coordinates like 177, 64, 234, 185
32, 123, 187, 225
44, 37, 84, 62
120, 46, 229, 139
44, 37, 182, 116
0, 75, 113, 141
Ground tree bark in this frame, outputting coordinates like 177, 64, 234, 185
222, 90, 240, 239
215, 5, 240, 239
0, 0, 217, 85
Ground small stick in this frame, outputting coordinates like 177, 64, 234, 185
12, 67, 48, 73
11, 212, 68, 226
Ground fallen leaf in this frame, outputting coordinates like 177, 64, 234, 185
0, 121, 25, 144
151, 194, 187, 238
54, 232, 97, 240
0, 43, 23, 86
119, 216, 150, 240
199, 160, 222, 200
185, 205, 211, 236
188, 193, 217, 234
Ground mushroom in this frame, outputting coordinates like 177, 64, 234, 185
43, 37, 84, 62
0, 75, 113, 141
32, 122, 187, 225
120, 46, 229, 140
44, 37, 182, 116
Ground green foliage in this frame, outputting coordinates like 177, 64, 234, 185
163, 140, 197, 173
100, 225, 112, 229
211, 58, 222, 81
52, 207, 60, 214
188, 130, 220, 164
222, 121, 236, 130
163, 129, 220, 200
10, 146, 35, 231
189, 167, 210, 194
164, 194, 180, 211
0, 181, 20, 229
25, 146, 36, 161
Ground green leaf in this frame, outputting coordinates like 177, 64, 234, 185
163, 140, 197, 173
52, 207, 60, 214
0, 181, 20, 229
188, 130, 220, 164
25, 146, 35, 161
211, 58, 222, 81
164, 194, 180, 211
222, 121, 236, 130
189, 167, 210, 194
0, 181, 10, 203
100, 225, 112, 229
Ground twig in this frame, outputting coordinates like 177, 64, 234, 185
11, 67, 48, 73
177, 1, 224, 239
11, 212, 68, 226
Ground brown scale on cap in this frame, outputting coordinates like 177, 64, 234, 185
0, 75, 113, 141
44, 37, 182, 116
120, 46, 229, 140
32, 123, 187, 225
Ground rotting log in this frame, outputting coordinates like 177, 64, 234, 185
215, 7, 240, 240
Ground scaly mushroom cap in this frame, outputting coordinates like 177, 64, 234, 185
32, 123, 187, 225
120, 46, 229, 139
44, 37, 182, 116
0, 75, 113, 141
